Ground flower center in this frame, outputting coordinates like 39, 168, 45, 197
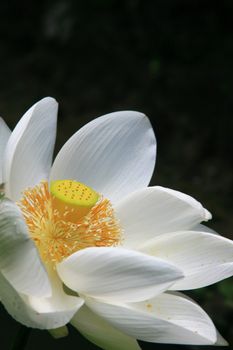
18, 180, 122, 265
50, 180, 99, 221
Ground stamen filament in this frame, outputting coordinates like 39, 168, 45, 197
18, 181, 122, 265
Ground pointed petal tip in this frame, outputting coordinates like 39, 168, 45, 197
101, 110, 150, 125
57, 247, 184, 302
85, 293, 221, 346
3, 95, 58, 201
143, 230, 233, 291
215, 331, 229, 346
204, 208, 212, 221
39, 96, 58, 104
36, 97, 58, 110
108, 110, 145, 117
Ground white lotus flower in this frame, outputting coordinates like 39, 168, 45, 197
0, 97, 232, 350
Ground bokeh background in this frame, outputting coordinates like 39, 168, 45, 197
0, 0, 232, 349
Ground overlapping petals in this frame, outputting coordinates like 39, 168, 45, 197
118, 186, 233, 290
139, 230, 233, 290
0, 271, 83, 329
0, 198, 51, 297
50, 111, 156, 203
0, 118, 11, 183
71, 305, 141, 350
3, 97, 58, 201
115, 186, 211, 248
85, 292, 227, 346
0, 97, 232, 348
57, 247, 183, 302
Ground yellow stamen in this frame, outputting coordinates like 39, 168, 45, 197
18, 181, 122, 265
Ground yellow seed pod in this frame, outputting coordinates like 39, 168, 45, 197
50, 180, 99, 221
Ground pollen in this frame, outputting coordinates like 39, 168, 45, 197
18, 181, 122, 265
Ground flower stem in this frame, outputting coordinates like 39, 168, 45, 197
11, 325, 31, 350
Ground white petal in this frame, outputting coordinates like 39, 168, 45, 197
85, 292, 219, 345
163, 294, 228, 345
50, 111, 156, 203
116, 186, 211, 249
0, 271, 84, 329
71, 305, 141, 350
57, 247, 183, 302
140, 230, 233, 290
216, 330, 229, 346
3, 97, 58, 201
0, 198, 51, 297
0, 118, 11, 183
193, 223, 219, 234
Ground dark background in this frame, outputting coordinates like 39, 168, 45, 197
0, 0, 232, 349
